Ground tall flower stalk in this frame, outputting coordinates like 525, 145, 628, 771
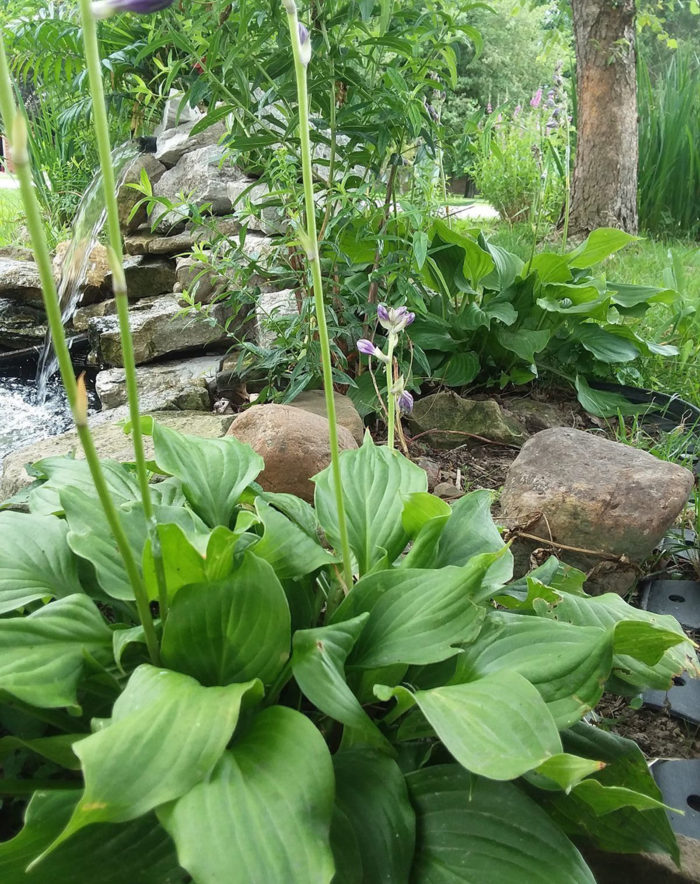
282, 0, 353, 591
78, 0, 169, 620
0, 35, 160, 665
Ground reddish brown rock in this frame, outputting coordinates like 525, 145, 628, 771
501, 427, 695, 592
288, 389, 365, 446
225, 404, 358, 502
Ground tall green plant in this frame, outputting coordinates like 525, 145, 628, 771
638, 46, 700, 235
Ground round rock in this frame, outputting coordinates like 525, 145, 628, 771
501, 427, 694, 568
225, 404, 358, 502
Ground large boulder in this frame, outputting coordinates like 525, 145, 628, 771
86, 294, 234, 366
0, 258, 42, 303
288, 389, 365, 446
53, 241, 110, 306
117, 153, 167, 233
500, 427, 695, 590
96, 355, 219, 411
225, 404, 357, 502
0, 410, 234, 501
408, 391, 526, 448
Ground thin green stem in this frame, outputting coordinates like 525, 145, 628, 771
283, 1, 353, 591
78, 0, 169, 618
385, 340, 396, 449
0, 34, 160, 666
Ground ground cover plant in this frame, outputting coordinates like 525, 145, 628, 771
1, 1, 699, 882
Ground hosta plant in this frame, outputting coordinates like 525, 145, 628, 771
0, 425, 699, 882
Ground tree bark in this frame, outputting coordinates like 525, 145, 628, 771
569, 0, 638, 235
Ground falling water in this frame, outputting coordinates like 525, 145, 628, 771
35, 142, 139, 399
0, 144, 141, 464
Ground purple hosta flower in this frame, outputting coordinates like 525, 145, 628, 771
357, 339, 389, 363
513, 105, 522, 118
297, 22, 312, 65
530, 88, 542, 109
92, 0, 173, 17
397, 390, 414, 414
377, 304, 415, 334
486, 102, 493, 114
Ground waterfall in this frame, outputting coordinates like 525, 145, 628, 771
35, 142, 139, 399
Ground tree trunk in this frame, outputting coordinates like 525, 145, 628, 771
569, 0, 638, 235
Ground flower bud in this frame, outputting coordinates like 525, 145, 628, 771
397, 390, 414, 414
357, 338, 389, 363
107, 246, 127, 298
91, 0, 174, 18
297, 22, 312, 66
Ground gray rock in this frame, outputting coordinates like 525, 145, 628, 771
149, 144, 249, 231
500, 427, 695, 590
87, 294, 233, 366
226, 404, 357, 502
175, 233, 280, 304
502, 396, 582, 435
581, 836, 700, 883
96, 355, 220, 411
0, 246, 34, 262
288, 389, 365, 446
0, 258, 42, 303
0, 298, 46, 348
154, 91, 203, 136
155, 119, 227, 168
124, 217, 243, 256
117, 153, 167, 233
256, 289, 298, 347
408, 391, 526, 448
103, 256, 177, 301
0, 410, 233, 501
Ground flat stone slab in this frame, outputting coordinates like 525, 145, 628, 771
0, 258, 42, 302
0, 410, 233, 501
87, 294, 232, 366
96, 355, 220, 411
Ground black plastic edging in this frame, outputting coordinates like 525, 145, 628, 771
651, 759, 700, 840
643, 672, 700, 725
640, 579, 700, 630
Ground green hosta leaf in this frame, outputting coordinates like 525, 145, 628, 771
161, 552, 290, 686
252, 498, 337, 579
379, 670, 561, 780
608, 282, 678, 309
532, 754, 606, 792
0, 594, 112, 709
144, 418, 264, 527
45, 666, 262, 855
314, 436, 427, 575
452, 612, 613, 727
495, 327, 552, 363
540, 722, 679, 862
574, 375, 650, 417
0, 791, 185, 884
479, 235, 524, 289
539, 591, 699, 689
573, 324, 640, 362
433, 220, 495, 287
431, 491, 513, 590
401, 492, 451, 536
439, 351, 480, 386
0, 512, 82, 614
400, 493, 451, 570
292, 615, 388, 749
567, 228, 637, 268
407, 765, 595, 883
332, 750, 415, 883
142, 524, 206, 602
537, 286, 610, 320
528, 252, 573, 284
159, 706, 335, 884
27, 457, 140, 516
0, 735, 81, 770
333, 558, 495, 668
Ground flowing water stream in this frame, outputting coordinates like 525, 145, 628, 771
0, 144, 139, 463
